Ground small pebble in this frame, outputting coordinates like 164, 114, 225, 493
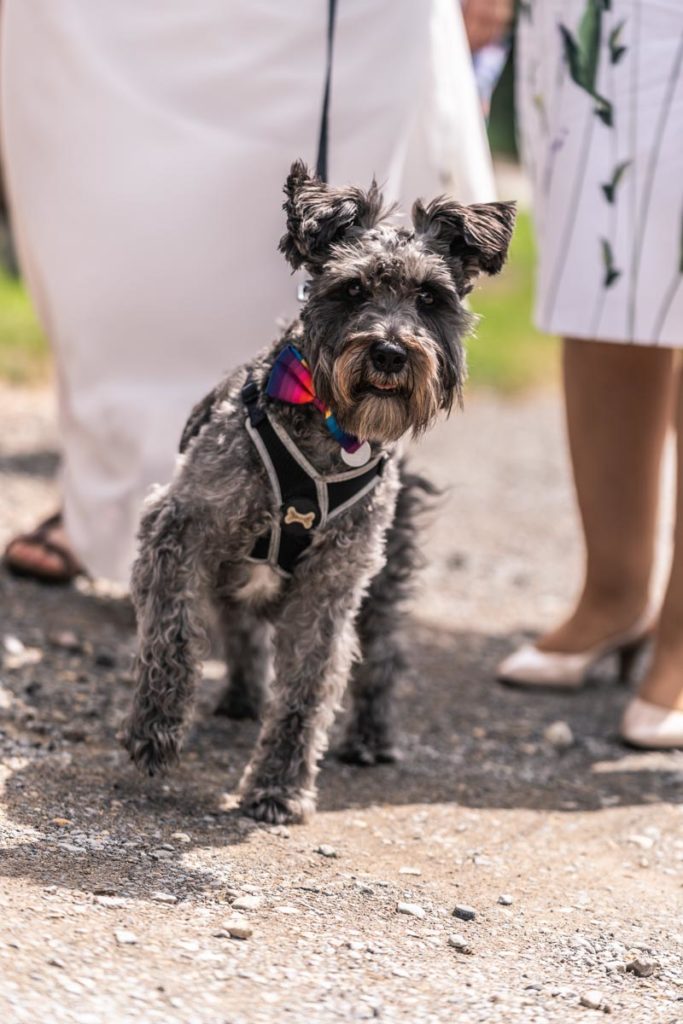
224, 917, 253, 940
4, 635, 25, 655
50, 818, 73, 828
497, 894, 513, 906
48, 630, 82, 653
453, 904, 476, 922
114, 930, 138, 946
544, 720, 574, 749
171, 832, 192, 843
626, 834, 654, 851
448, 933, 473, 954
397, 903, 425, 919
3, 644, 42, 670
275, 906, 299, 915
151, 892, 178, 905
316, 844, 338, 858
580, 991, 609, 1012
580, 991, 603, 1010
59, 843, 85, 855
626, 957, 657, 978
96, 896, 128, 908
232, 895, 262, 911
399, 866, 422, 876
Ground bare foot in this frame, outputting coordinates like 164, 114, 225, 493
4, 514, 83, 583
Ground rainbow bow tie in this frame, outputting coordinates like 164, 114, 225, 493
266, 345, 362, 454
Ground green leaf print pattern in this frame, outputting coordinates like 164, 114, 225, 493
559, 0, 613, 125
528, 1, 682, 339
600, 238, 621, 288
608, 20, 627, 64
601, 160, 630, 204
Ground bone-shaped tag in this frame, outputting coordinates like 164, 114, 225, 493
284, 506, 315, 530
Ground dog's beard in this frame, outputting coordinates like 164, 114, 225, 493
320, 335, 444, 443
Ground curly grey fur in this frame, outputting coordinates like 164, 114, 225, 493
122, 160, 515, 823
339, 465, 436, 766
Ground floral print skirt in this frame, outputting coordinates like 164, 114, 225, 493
517, 1, 683, 346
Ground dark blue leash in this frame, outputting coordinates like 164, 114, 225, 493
315, 0, 337, 184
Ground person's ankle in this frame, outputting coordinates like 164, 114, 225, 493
637, 640, 683, 712
536, 590, 651, 655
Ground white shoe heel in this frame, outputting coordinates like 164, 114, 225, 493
497, 607, 654, 690
621, 697, 683, 749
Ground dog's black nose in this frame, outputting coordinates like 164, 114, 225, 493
371, 341, 407, 374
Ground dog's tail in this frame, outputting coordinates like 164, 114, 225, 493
122, 494, 208, 776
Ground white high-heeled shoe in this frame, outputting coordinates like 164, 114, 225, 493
621, 697, 683, 749
497, 606, 655, 690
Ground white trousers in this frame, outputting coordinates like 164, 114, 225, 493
1, 0, 494, 583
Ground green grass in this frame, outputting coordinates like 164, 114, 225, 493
467, 210, 559, 392
0, 269, 50, 384
0, 210, 557, 392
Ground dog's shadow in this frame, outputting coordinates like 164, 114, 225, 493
1, 574, 682, 905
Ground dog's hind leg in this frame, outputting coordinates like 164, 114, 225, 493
214, 603, 272, 720
339, 468, 433, 766
122, 494, 208, 775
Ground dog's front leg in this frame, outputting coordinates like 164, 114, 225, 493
238, 547, 378, 824
123, 495, 208, 775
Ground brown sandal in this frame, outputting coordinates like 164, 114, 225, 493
3, 512, 84, 585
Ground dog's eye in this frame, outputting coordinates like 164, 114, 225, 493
347, 281, 363, 299
418, 289, 435, 306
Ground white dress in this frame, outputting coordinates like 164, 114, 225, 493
1, 0, 494, 584
516, 0, 683, 347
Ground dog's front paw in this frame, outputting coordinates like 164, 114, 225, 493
338, 730, 401, 767
121, 720, 181, 776
239, 788, 313, 825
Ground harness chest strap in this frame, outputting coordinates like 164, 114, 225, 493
241, 377, 386, 577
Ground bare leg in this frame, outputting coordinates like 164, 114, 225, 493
214, 603, 271, 720
638, 362, 683, 710
537, 338, 673, 654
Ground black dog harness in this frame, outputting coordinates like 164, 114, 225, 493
242, 377, 386, 577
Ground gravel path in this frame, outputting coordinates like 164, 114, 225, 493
1, 384, 682, 1024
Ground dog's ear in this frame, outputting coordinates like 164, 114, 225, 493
412, 197, 516, 294
279, 159, 385, 272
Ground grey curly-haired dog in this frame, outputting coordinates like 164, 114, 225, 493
122, 160, 515, 823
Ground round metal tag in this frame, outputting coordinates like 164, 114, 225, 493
341, 441, 372, 467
